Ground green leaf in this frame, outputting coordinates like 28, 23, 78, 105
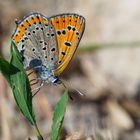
10, 41, 36, 125
37, 135, 44, 140
50, 89, 68, 140
0, 58, 12, 85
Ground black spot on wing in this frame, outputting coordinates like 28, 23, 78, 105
62, 30, 66, 35
22, 45, 25, 49
61, 52, 66, 55
57, 30, 61, 35
72, 27, 76, 31
64, 41, 71, 47
44, 42, 47, 45
42, 47, 46, 50
40, 40, 43, 43
76, 32, 79, 35
51, 48, 55, 52
67, 26, 71, 30
51, 33, 55, 36
32, 48, 35, 52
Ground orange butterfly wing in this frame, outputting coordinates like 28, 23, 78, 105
50, 13, 85, 76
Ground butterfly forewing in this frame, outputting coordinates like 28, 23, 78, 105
12, 13, 58, 69
49, 14, 85, 76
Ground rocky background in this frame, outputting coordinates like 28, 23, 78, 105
1, 0, 140, 140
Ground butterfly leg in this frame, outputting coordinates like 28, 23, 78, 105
27, 70, 34, 76
30, 79, 39, 86
32, 81, 44, 97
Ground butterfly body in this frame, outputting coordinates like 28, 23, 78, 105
38, 67, 61, 85
28, 58, 61, 85
12, 12, 85, 85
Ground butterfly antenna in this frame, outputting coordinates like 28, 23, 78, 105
32, 81, 44, 97
61, 80, 67, 89
61, 80, 74, 100
61, 80, 85, 97
74, 88, 85, 97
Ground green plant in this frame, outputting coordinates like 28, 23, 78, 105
0, 42, 68, 140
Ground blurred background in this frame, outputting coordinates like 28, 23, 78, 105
1, 0, 140, 140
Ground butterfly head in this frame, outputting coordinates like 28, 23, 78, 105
39, 71, 62, 85
51, 76, 62, 85
37, 66, 62, 85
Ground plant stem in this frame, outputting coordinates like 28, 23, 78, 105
78, 41, 140, 53
34, 123, 44, 140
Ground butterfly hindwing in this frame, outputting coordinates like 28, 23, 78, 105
49, 13, 85, 76
12, 13, 58, 69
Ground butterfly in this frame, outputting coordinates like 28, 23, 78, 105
12, 12, 85, 89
